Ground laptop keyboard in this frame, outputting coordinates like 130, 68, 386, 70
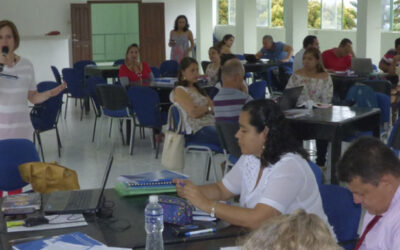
65, 191, 93, 210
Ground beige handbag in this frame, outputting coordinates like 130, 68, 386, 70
161, 105, 185, 172
18, 162, 80, 194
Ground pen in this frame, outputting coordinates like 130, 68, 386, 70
185, 228, 216, 236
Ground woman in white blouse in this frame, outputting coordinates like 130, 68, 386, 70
174, 99, 328, 229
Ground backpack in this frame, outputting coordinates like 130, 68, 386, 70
345, 83, 378, 108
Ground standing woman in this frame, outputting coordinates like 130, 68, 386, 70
0, 20, 66, 141
119, 43, 153, 85
169, 15, 194, 63
217, 34, 235, 55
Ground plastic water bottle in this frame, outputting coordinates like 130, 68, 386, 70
145, 195, 164, 250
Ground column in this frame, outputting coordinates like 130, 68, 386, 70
196, 0, 213, 66
284, 0, 308, 52
236, 0, 257, 54
356, 0, 382, 63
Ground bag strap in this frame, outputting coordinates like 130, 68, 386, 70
167, 104, 185, 134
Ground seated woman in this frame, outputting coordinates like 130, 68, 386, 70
216, 34, 235, 55
285, 47, 332, 168
170, 57, 220, 147
173, 99, 329, 229
286, 47, 333, 106
205, 46, 221, 86
119, 43, 153, 86
242, 209, 339, 250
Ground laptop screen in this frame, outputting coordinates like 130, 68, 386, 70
95, 153, 114, 209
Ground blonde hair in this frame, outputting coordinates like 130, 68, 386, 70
242, 209, 341, 250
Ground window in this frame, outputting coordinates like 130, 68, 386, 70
256, 0, 284, 27
308, 0, 357, 30
218, 0, 236, 25
382, 0, 400, 31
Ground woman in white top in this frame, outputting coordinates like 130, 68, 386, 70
0, 20, 66, 141
205, 46, 221, 86
285, 47, 332, 167
174, 99, 328, 229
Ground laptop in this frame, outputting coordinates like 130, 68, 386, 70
277, 86, 304, 111
351, 58, 373, 77
244, 54, 260, 64
44, 153, 114, 214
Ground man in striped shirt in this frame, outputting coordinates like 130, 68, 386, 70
379, 37, 400, 85
213, 58, 252, 122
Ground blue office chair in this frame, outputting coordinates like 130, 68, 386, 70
87, 76, 107, 142
73, 60, 96, 82
308, 160, 323, 186
320, 184, 361, 250
151, 66, 161, 78
248, 80, 267, 100
127, 86, 169, 157
51, 66, 62, 85
62, 68, 91, 120
96, 84, 134, 152
113, 59, 125, 66
30, 81, 63, 161
216, 121, 240, 176
0, 139, 40, 192
171, 105, 224, 182
387, 116, 400, 156
235, 54, 245, 60
160, 60, 179, 77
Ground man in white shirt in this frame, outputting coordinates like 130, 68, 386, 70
337, 137, 400, 250
293, 35, 319, 72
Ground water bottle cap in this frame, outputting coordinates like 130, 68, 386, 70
149, 195, 158, 203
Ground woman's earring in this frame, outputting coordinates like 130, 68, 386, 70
262, 145, 266, 150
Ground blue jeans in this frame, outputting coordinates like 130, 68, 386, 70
186, 126, 221, 147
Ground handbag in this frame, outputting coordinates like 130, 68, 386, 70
161, 105, 185, 172
158, 195, 194, 226
18, 162, 80, 194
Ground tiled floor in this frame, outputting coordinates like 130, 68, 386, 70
36, 99, 224, 190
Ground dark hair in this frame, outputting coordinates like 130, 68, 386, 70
303, 47, 325, 73
395, 38, 400, 48
337, 137, 400, 185
339, 38, 352, 48
216, 34, 234, 52
176, 57, 207, 96
0, 20, 20, 50
209, 46, 221, 54
263, 35, 274, 42
174, 15, 189, 32
242, 99, 308, 166
303, 35, 317, 49
124, 43, 139, 63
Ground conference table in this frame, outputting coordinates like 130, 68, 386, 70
243, 61, 280, 74
287, 106, 380, 184
0, 189, 247, 249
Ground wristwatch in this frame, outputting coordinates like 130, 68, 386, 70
210, 201, 218, 218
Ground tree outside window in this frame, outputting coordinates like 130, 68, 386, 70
218, 0, 235, 25
381, 0, 400, 31
308, 0, 357, 30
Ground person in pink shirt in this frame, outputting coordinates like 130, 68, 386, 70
321, 38, 355, 72
337, 137, 400, 250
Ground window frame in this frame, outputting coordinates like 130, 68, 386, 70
309, 0, 357, 30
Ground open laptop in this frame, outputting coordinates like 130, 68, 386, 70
351, 58, 373, 77
277, 86, 304, 111
244, 54, 260, 64
44, 153, 114, 214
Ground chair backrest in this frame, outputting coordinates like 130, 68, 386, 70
150, 66, 161, 78
62, 68, 87, 98
307, 161, 323, 186
31, 81, 63, 130
387, 116, 400, 152
201, 61, 211, 74
160, 60, 179, 77
204, 86, 219, 100
128, 86, 163, 127
215, 121, 241, 159
168, 105, 185, 134
235, 54, 245, 60
50, 66, 62, 85
248, 80, 267, 100
96, 84, 129, 111
362, 79, 391, 96
375, 92, 390, 125
345, 84, 378, 108
0, 139, 40, 191
320, 184, 361, 247
73, 60, 96, 81
87, 76, 107, 116
113, 59, 125, 66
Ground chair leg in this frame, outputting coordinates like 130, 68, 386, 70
142, 127, 146, 139
119, 119, 125, 145
130, 120, 136, 155
36, 132, 45, 162
55, 126, 62, 158
109, 119, 113, 138
155, 133, 160, 159
75, 98, 78, 106
64, 96, 69, 119
92, 116, 98, 142
79, 98, 83, 121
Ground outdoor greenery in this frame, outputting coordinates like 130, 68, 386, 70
394, 0, 400, 31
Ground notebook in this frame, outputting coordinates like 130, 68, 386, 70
43, 153, 113, 214
114, 170, 188, 197
351, 58, 373, 77
278, 86, 304, 111
1, 193, 41, 215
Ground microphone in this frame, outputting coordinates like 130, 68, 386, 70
0, 46, 9, 72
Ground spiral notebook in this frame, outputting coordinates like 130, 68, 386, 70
115, 170, 188, 196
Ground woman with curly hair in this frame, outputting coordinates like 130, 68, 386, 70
173, 99, 329, 229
